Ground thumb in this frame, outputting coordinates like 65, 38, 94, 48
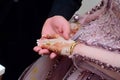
63, 31, 70, 40
62, 25, 70, 40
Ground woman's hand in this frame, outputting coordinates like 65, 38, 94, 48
34, 34, 76, 59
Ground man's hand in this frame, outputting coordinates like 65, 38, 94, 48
41, 16, 70, 39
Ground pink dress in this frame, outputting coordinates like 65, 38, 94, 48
19, 0, 120, 79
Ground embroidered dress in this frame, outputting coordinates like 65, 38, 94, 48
19, 14, 120, 79
19, 0, 120, 79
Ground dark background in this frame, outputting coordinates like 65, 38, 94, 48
0, 0, 81, 80
0, 0, 54, 80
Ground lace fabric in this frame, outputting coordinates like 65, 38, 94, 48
69, 14, 120, 80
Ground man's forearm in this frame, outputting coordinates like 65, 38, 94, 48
48, 0, 82, 20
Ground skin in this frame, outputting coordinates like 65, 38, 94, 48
33, 15, 70, 59
33, 13, 120, 73
34, 31, 120, 68
33, 0, 120, 75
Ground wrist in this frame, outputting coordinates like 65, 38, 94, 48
70, 42, 77, 55
60, 41, 77, 56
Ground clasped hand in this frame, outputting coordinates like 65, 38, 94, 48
34, 16, 71, 59
34, 34, 75, 59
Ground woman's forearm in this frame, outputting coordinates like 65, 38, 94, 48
72, 43, 120, 69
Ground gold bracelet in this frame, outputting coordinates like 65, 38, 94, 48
70, 42, 77, 55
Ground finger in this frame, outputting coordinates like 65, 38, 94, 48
38, 49, 50, 55
50, 52, 57, 59
41, 44, 60, 54
58, 26, 62, 33
42, 34, 59, 39
33, 46, 41, 52
63, 32, 70, 40
41, 44, 51, 50
63, 25, 70, 39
